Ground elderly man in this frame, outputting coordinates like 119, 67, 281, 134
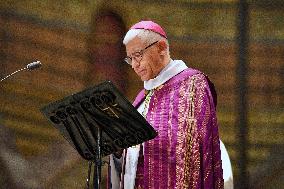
109, 20, 225, 189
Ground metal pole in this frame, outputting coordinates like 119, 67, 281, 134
236, 0, 249, 188
93, 126, 102, 189
86, 161, 92, 189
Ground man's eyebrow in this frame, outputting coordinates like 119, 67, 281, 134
132, 48, 142, 52
129, 48, 142, 56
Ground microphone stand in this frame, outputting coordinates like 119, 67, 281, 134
0, 67, 28, 82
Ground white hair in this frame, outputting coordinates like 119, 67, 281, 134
123, 29, 170, 55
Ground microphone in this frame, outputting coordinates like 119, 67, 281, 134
0, 61, 42, 82
26, 61, 42, 70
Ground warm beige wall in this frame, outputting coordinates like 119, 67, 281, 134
0, 0, 283, 188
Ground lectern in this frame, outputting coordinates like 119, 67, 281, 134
41, 81, 157, 189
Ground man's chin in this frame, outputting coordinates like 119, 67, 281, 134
140, 75, 149, 81
137, 72, 147, 81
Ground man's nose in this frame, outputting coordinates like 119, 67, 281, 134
131, 58, 140, 69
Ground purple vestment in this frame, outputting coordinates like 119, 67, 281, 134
132, 68, 223, 189
109, 68, 224, 189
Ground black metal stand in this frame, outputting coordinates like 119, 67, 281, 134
86, 161, 92, 189
41, 81, 158, 189
94, 126, 102, 189
86, 127, 102, 189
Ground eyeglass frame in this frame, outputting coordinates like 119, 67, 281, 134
124, 41, 159, 65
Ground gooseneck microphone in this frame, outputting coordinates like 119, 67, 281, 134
26, 61, 42, 70
0, 61, 42, 82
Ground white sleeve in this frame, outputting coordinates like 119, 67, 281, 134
109, 154, 123, 189
220, 140, 234, 189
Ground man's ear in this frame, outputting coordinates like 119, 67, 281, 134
157, 40, 168, 55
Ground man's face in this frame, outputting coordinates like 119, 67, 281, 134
125, 37, 163, 81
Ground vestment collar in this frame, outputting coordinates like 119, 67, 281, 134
144, 59, 188, 90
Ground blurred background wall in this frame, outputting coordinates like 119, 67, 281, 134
0, 0, 283, 188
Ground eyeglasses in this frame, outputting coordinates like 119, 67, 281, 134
124, 41, 159, 65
